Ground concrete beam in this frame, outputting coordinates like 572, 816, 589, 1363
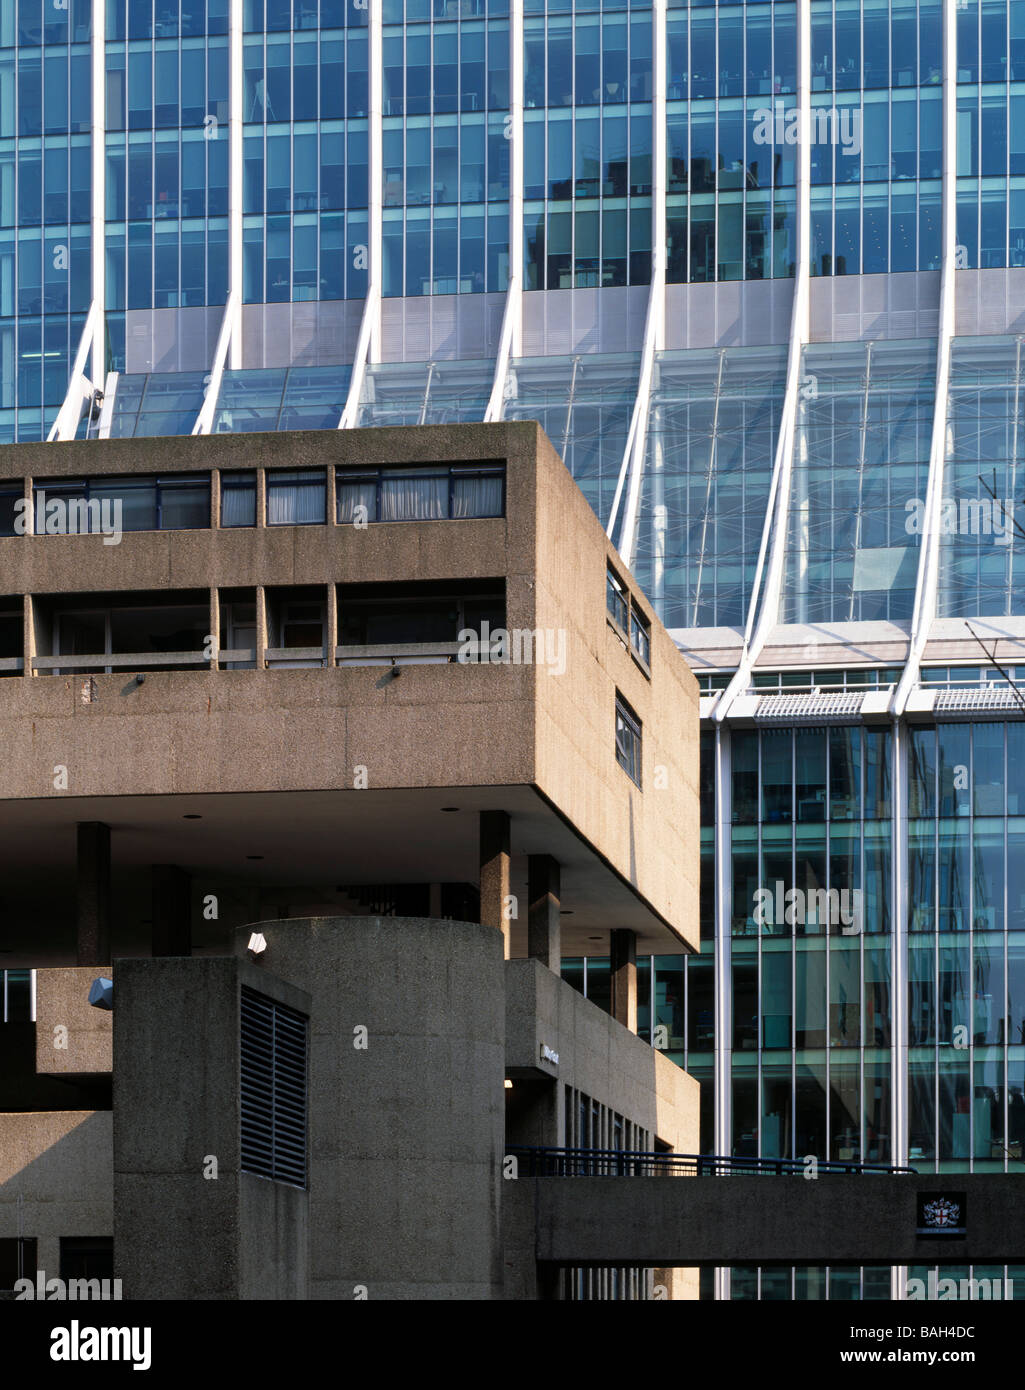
531, 1174, 1025, 1267
527, 855, 560, 971
480, 810, 511, 958
609, 929, 637, 1033
76, 821, 110, 967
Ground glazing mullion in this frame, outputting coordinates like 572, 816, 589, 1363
932, 729, 940, 1169
1003, 720, 1010, 1171
968, 721, 975, 1172
790, 729, 797, 1160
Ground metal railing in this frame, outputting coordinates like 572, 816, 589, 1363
505, 1146, 917, 1177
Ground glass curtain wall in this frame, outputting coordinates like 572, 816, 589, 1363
381, 0, 509, 298
523, 0, 652, 291
782, 337, 935, 623
631, 344, 787, 630
809, 0, 942, 278
940, 335, 1025, 616
730, 724, 893, 1165
665, 0, 797, 284
503, 351, 639, 522
908, 722, 1025, 1173
1, 0, 92, 442
956, 0, 1025, 270
243, 0, 370, 305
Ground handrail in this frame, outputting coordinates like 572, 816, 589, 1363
504, 1145, 917, 1177
34, 651, 211, 671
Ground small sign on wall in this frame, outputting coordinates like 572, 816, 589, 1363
917, 1193, 966, 1237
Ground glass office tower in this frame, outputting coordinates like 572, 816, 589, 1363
8, 0, 1025, 1296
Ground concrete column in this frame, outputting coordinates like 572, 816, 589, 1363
610, 928, 637, 1034
208, 587, 220, 671
325, 580, 337, 667
255, 584, 268, 668
76, 822, 111, 966
527, 854, 560, 971
479, 810, 510, 958
151, 865, 192, 957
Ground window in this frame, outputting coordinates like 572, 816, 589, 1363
240, 986, 308, 1189
0, 605, 21, 667
50, 595, 211, 674
220, 599, 257, 670
606, 566, 628, 631
336, 464, 504, 523
629, 607, 650, 667
267, 469, 326, 525
220, 471, 256, 527
32, 476, 210, 533
60, 1237, 113, 1285
266, 589, 327, 667
0, 485, 21, 537
338, 579, 504, 648
1, 969, 34, 1022
615, 693, 641, 786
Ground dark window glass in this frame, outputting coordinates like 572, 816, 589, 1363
158, 476, 210, 529
615, 692, 641, 785
0, 487, 21, 536
607, 568, 627, 629
338, 581, 504, 647
31, 476, 210, 533
3, 969, 32, 1021
109, 604, 209, 655
59, 1238, 114, 1285
629, 607, 650, 665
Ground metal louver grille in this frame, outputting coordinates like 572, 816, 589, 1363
933, 688, 1024, 713
755, 692, 865, 722
240, 987, 308, 1189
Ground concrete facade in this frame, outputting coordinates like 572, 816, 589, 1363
102, 915, 701, 1299
113, 956, 310, 1301
35, 968, 113, 1076
0, 1111, 112, 1284
505, 958, 697, 1154
0, 422, 698, 966
0, 422, 704, 1300
231, 915, 506, 1300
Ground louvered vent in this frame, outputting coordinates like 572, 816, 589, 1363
240, 987, 308, 1189
755, 691, 865, 722
933, 688, 1024, 714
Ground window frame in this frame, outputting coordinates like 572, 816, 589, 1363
219, 470, 258, 528
606, 564, 629, 633
615, 691, 642, 787
335, 462, 506, 524
30, 474, 211, 533
266, 468, 328, 527
629, 605, 651, 669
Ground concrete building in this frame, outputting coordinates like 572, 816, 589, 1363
7, 0, 1025, 1300
0, 421, 701, 1299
